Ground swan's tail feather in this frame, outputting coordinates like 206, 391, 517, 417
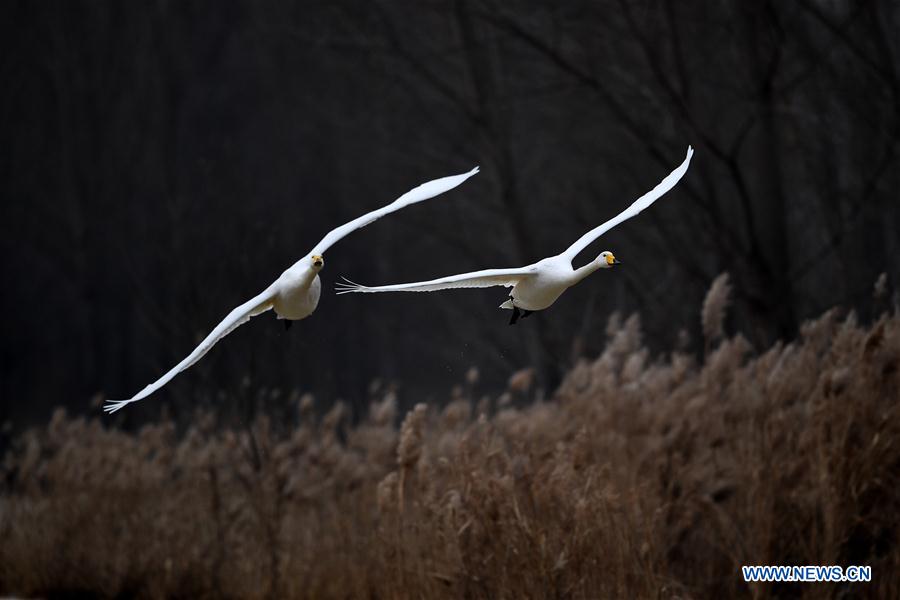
499, 299, 515, 310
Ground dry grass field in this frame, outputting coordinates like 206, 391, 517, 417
2, 277, 899, 599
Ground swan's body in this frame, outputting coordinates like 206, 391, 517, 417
337, 147, 693, 324
503, 256, 586, 310
105, 167, 479, 413
272, 263, 322, 320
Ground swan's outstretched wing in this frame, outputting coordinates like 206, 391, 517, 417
335, 267, 538, 294
562, 146, 693, 261
308, 167, 479, 257
104, 285, 277, 413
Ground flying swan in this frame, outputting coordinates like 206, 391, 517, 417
336, 147, 692, 325
105, 167, 479, 413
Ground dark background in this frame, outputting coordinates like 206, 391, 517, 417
2, 0, 898, 426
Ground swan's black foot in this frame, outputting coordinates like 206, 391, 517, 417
509, 307, 534, 325
284, 319, 293, 331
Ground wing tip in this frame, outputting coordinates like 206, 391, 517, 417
103, 399, 133, 414
335, 276, 366, 295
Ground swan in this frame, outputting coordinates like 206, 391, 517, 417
105, 167, 479, 413
336, 147, 692, 325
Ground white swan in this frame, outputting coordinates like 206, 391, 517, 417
105, 167, 479, 413
337, 147, 692, 325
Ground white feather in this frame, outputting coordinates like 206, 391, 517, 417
562, 146, 693, 260
335, 266, 537, 294
308, 167, 479, 257
104, 286, 276, 413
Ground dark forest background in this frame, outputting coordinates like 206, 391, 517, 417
2, 0, 898, 427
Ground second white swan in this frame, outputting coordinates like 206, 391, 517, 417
336, 147, 693, 325
105, 167, 479, 412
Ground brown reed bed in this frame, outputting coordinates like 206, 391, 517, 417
2, 276, 899, 599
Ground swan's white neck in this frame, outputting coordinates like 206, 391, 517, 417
572, 259, 603, 283
301, 267, 321, 287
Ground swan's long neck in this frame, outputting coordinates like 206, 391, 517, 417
571, 260, 602, 284
301, 268, 320, 288
282, 264, 319, 289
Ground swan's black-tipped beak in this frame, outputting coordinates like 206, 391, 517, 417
613, 259, 621, 265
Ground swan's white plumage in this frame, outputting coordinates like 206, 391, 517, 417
310, 167, 479, 256
562, 146, 693, 260
106, 166, 479, 413
336, 147, 693, 315
336, 266, 537, 294
104, 286, 276, 413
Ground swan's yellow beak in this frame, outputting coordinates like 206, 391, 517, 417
605, 253, 620, 266
312, 255, 324, 268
